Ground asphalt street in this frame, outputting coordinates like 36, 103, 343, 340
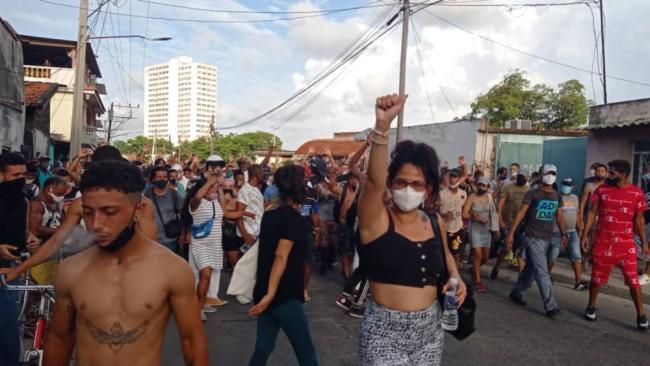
162, 264, 649, 365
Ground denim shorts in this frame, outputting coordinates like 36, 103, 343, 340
549, 231, 581, 262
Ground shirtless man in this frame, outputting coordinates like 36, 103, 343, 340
0, 146, 157, 282
43, 161, 208, 365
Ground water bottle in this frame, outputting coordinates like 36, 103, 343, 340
441, 277, 459, 331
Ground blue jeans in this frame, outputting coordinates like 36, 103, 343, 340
550, 232, 581, 262
249, 298, 318, 366
511, 236, 558, 312
0, 279, 20, 365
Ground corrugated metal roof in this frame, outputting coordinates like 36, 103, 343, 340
586, 119, 650, 129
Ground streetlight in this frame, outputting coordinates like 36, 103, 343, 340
88, 35, 172, 41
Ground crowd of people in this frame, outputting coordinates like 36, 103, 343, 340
0, 93, 648, 365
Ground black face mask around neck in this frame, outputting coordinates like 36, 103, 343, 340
0, 178, 26, 198
98, 209, 137, 253
605, 177, 621, 187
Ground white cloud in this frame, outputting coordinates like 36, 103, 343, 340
5, 0, 650, 149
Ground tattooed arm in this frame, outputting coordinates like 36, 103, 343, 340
169, 259, 209, 366
43, 263, 76, 365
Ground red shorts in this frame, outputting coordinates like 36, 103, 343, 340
591, 242, 639, 289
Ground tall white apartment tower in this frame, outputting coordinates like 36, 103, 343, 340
144, 56, 218, 143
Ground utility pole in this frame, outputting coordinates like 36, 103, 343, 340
209, 114, 215, 155
599, 0, 607, 104
107, 102, 114, 144
395, 0, 410, 142
106, 103, 138, 144
70, 0, 89, 159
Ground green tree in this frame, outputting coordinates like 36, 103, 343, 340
113, 135, 174, 160
178, 131, 282, 161
470, 70, 590, 129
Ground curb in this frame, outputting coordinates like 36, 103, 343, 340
478, 262, 650, 305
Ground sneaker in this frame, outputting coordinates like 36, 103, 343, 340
584, 306, 597, 321
504, 250, 514, 261
490, 267, 499, 280
348, 306, 364, 319
545, 307, 562, 317
574, 281, 587, 291
304, 290, 311, 302
236, 295, 251, 305
474, 282, 486, 293
202, 305, 218, 313
639, 274, 650, 286
206, 297, 229, 307
638, 314, 649, 331
335, 293, 353, 311
509, 292, 527, 306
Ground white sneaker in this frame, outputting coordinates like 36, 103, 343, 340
202, 305, 218, 313
639, 274, 650, 286
236, 295, 251, 305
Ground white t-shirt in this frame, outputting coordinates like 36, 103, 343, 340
236, 183, 264, 238
439, 188, 467, 234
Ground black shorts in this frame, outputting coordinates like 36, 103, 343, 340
223, 235, 243, 252
337, 223, 356, 256
447, 229, 465, 256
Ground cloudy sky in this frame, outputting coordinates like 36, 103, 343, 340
5, 0, 650, 149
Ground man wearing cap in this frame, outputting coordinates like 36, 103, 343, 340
549, 178, 586, 290
169, 165, 186, 200
37, 156, 53, 190
491, 168, 530, 279
506, 164, 567, 317
439, 168, 467, 266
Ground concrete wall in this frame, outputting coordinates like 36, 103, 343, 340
589, 98, 650, 128
0, 20, 24, 151
49, 91, 73, 141
586, 126, 649, 173
388, 120, 481, 168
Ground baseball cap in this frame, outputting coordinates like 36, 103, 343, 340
477, 176, 491, 186
561, 178, 574, 186
171, 164, 182, 172
449, 168, 461, 177
542, 164, 557, 175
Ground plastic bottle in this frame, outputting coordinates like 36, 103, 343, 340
441, 277, 459, 331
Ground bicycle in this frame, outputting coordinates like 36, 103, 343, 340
1, 253, 56, 366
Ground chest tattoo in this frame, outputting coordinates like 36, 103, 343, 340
79, 317, 151, 353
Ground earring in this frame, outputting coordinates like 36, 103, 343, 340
134, 216, 140, 222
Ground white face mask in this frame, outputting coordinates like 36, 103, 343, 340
49, 191, 64, 204
542, 174, 557, 185
391, 186, 426, 212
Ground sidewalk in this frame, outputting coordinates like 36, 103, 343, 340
480, 257, 650, 305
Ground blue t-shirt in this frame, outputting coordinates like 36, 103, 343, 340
263, 184, 280, 204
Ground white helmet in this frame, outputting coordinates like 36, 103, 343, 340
206, 155, 226, 167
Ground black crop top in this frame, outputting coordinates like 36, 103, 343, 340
362, 211, 445, 288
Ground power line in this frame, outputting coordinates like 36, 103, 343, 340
217, 4, 401, 130
270, 9, 401, 131
432, 0, 597, 7
37, 0, 399, 24
410, 17, 437, 123
420, 8, 650, 88
410, 16, 456, 113
137, 0, 394, 15
141, 0, 151, 74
